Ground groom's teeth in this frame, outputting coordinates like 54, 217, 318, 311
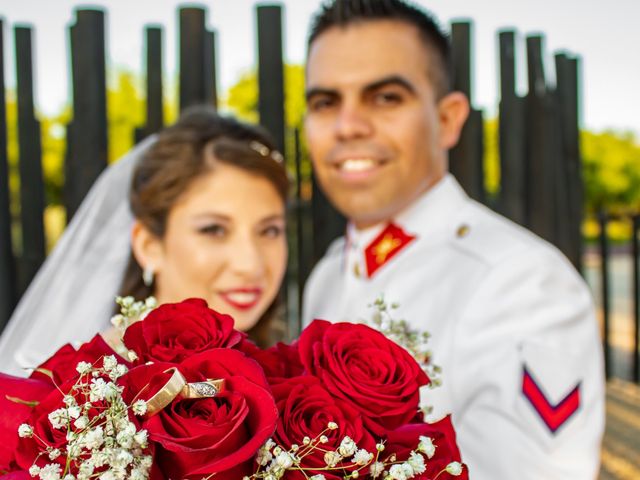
340, 158, 376, 172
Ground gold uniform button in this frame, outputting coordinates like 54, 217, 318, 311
353, 262, 361, 278
456, 224, 470, 238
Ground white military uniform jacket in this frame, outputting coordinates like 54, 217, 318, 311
302, 174, 605, 480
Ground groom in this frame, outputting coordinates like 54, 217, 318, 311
301, 1, 604, 478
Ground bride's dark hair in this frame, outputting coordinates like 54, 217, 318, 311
117, 105, 289, 346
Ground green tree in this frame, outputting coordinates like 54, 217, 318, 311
581, 130, 640, 213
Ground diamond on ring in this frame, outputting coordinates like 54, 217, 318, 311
191, 382, 218, 397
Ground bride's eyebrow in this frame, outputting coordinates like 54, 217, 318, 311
190, 213, 231, 222
258, 214, 286, 224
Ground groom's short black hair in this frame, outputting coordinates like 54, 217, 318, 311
307, 0, 451, 97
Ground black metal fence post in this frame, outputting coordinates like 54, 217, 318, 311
0, 20, 16, 330
555, 53, 583, 271
498, 30, 526, 225
450, 21, 484, 203
15, 26, 45, 297
67, 9, 108, 220
524, 35, 556, 243
598, 211, 611, 379
136, 26, 164, 143
179, 8, 216, 112
256, 5, 285, 154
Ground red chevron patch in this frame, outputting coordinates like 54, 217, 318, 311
522, 366, 580, 434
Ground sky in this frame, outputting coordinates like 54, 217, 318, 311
0, 0, 638, 136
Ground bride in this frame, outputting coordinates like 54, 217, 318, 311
0, 107, 289, 375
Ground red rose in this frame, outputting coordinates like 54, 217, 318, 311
385, 416, 468, 480
29, 334, 123, 386
248, 341, 304, 381
299, 320, 430, 435
0, 374, 54, 471
134, 349, 277, 479
0, 471, 30, 479
123, 298, 245, 363
272, 376, 376, 479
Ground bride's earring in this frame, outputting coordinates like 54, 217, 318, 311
143, 265, 155, 287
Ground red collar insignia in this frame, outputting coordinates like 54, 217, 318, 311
363, 223, 416, 278
522, 366, 581, 434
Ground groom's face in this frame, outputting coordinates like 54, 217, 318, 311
304, 20, 449, 228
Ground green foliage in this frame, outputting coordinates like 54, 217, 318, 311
224, 64, 306, 128
224, 64, 311, 194
581, 130, 640, 213
483, 117, 499, 198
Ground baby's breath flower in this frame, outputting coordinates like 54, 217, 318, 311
133, 430, 148, 448
145, 297, 158, 309
74, 416, 89, 430
445, 461, 463, 476
114, 364, 128, 378
18, 423, 33, 438
110, 314, 125, 328
407, 452, 426, 475
323, 451, 341, 468
369, 462, 385, 478
274, 451, 295, 469
48, 408, 68, 429
256, 448, 273, 466
140, 456, 153, 469
63, 475, 76, 480
89, 378, 108, 402
103, 355, 117, 372
375, 443, 385, 452
132, 400, 147, 416
48, 448, 62, 460
76, 361, 93, 375
39, 463, 63, 480
67, 406, 81, 419
126, 350, 139, 362
28, 464, 41, 476
83, 426, 104, 450
129, 468, 148, 480
338, 436, 357, 457
97, 470, 116, 480
417, 436, 435, 459
319, 435, 329, 444
327, 422, 338, 430
352, 449, 373, 466
388, 463, 412, 480
309, 475, 327, 480
63, 395, 77, 407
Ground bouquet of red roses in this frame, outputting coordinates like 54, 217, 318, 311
0, 298, 468, 480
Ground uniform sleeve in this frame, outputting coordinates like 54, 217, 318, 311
449, 246, 604, 479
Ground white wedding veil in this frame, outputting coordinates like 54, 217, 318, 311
0, 136, 155, 376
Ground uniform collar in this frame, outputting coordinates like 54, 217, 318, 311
346, 173, 469, 247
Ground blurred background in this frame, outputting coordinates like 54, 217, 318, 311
0, 1, 638, 477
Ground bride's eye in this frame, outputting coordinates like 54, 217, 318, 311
261, 225, 284, 238
198, 224, 227, 237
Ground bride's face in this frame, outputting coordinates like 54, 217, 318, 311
149, 163, 287, 331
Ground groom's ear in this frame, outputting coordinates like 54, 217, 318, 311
131, 220, 164, 272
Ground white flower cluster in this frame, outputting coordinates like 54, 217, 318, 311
110, 296, 157, 334
18, 356, 152, 480
244, 423, 464, 480
363, 296, 442, 417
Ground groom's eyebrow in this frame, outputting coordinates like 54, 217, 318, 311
305, 75, 417, 102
